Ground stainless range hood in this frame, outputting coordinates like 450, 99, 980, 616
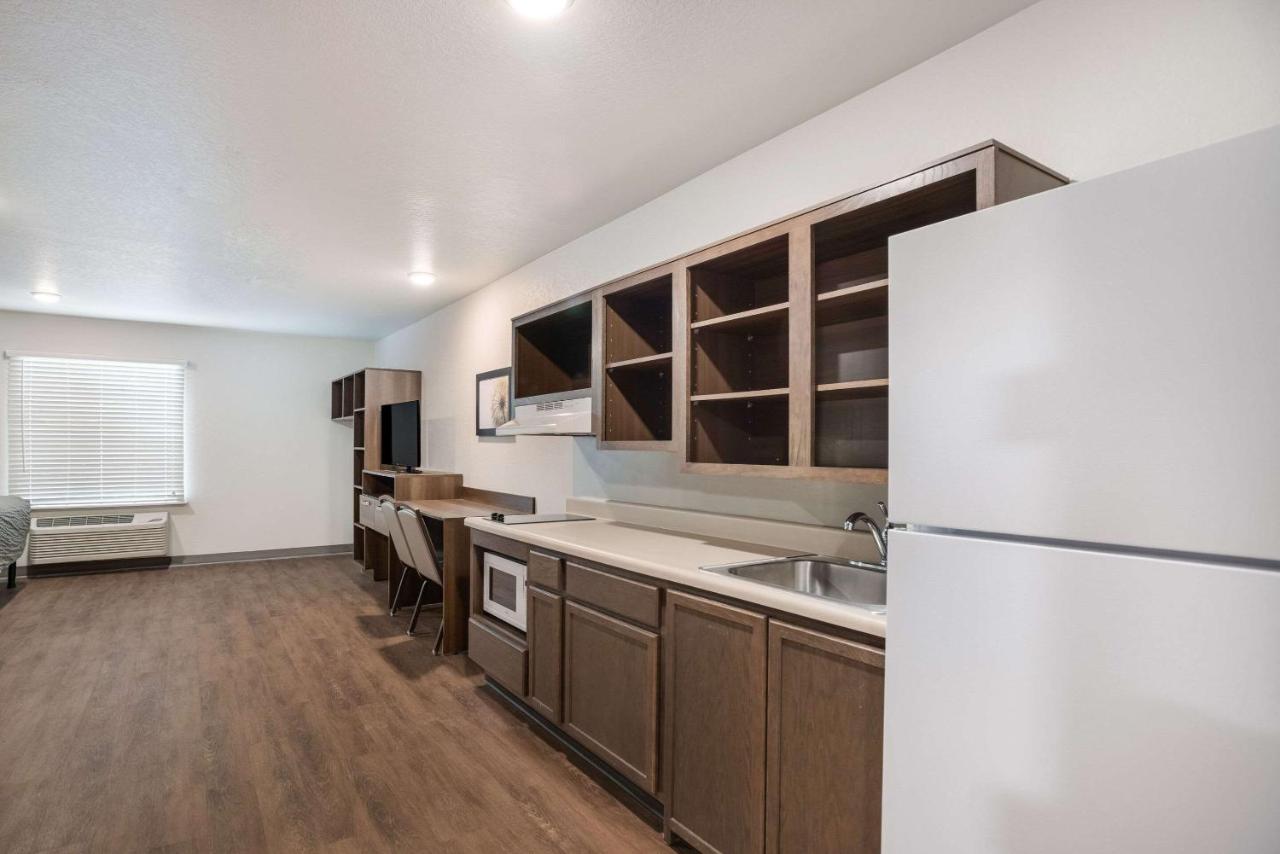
496, 396, 593, 436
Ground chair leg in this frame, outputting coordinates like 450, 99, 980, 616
431, 617, 445, 656
405, 579, 428, 636
389, 566, 410, 617
6, 562, 15, 590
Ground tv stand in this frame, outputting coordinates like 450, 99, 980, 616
361, 469, 460, 501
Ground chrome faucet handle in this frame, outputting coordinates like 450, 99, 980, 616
876, 500, 888, 522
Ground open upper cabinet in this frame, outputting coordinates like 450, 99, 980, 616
506, 292, 598, 435
595, 264, 682, 450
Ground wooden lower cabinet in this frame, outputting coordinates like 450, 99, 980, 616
563, 601, 661, 794
526, 586, 564, 722
467, 544, 886, 854
766, 621, 885, 854
664, 591, 768, 854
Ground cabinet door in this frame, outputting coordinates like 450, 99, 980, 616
563, 601, 661, 794
526, 586, 563, 722
664, 591, 767, 854
766, 621, 884, 854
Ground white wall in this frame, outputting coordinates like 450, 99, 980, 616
374, 0, 1280, 527
1, 311, 372, 559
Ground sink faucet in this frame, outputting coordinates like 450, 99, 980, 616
844, 502, 888, 564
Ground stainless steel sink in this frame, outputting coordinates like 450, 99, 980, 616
702, 556, 887, 611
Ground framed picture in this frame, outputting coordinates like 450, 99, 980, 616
476, 367, 511, 437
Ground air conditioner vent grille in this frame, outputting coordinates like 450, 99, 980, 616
36, 514, 135, 528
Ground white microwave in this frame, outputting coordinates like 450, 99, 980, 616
482, 552, 527, 631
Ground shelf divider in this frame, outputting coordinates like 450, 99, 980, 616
605, 352, 673, 371
816, 278, 888, 304
690, 388, 790, 403
815, 378, 889, 397
689, 301, 789, 331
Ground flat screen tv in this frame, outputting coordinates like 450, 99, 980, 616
380, 400, 420, 470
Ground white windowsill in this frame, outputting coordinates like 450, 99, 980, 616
28, 501, 190, 512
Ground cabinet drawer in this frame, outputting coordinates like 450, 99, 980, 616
565, 561, 661, 628
527, 550, 564, 590
468, 617, 527, 696
358, 494, 386, 533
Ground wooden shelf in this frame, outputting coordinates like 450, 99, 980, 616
816, 378, 888, 397
689, 302, 788, 332
815, 279, 888, 326
691, 388, 789, 403
606, 352, 672, 371
817, 278, 888, 303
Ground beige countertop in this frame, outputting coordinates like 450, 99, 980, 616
465, 510, 887, 638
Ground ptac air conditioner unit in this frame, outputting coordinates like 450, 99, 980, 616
28, 512, 170, 565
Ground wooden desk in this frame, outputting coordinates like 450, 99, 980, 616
360, 470, 462, 582
391, 488, 533, 655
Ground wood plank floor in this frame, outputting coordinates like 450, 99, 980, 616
0, 556, 674, 853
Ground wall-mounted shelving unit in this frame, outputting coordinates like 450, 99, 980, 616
330, 368, 421, 563
523, 140, 1065, 484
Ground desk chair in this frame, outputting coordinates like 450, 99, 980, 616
381, 498, 413, 615
385, 502, 447, 654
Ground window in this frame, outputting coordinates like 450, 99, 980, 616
6, 354, 186, 508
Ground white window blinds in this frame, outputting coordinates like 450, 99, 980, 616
6, 354, 186, 508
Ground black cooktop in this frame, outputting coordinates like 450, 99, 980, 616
488, 513, 594, 525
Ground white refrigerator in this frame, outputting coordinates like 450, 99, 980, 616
882, 125, 1280, 854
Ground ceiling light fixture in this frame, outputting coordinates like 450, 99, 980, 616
31, 285, 61, 304
408, 271, 436, 287
507, 0, 573, 20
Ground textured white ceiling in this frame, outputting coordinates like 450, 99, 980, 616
0, 0, 1036, 338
